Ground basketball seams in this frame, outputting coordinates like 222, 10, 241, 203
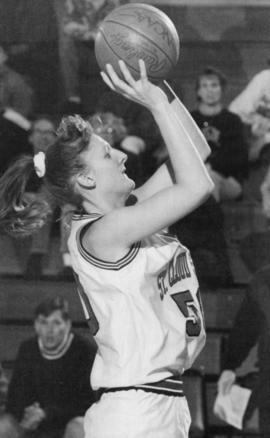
107, 3, 180, 46
95, 3, 180, 81
97, 27, 169, 81
100, 20, 176, 69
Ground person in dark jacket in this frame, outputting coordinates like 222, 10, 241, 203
191, 66, 249, 183
217, 264, 270, 438
6, 296, 97, 438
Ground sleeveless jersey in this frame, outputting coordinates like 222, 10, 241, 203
68, 213, 206, 390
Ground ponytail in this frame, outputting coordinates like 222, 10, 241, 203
0, 155, 51, 237
0, 114, 93, 237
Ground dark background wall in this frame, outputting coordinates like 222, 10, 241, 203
0, 0, 269, 112
160, 4, 270, 108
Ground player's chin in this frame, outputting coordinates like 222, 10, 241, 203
122, 172, 135, 190
127, 175, 136, 191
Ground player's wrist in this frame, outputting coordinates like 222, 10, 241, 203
157, 80, 176, 104
150, 100, 171, 117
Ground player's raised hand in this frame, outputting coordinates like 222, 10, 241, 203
101, 59, 168, 111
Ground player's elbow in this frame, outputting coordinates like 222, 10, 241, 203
193, 178, 214, 204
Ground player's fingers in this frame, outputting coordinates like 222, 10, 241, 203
106, 63, 136, 95
100, 71, 116, 91
118, 60, 136, 86
139, 59, 147, 81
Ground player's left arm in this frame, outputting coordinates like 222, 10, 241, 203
133, 82, 211, 202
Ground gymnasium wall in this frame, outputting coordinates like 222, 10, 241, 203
0, 1, 269, 111
154, 3, 270, 109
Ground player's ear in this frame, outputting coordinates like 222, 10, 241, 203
76, 172, 96, 190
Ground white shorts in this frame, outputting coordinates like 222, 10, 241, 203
84, 389, 191, 438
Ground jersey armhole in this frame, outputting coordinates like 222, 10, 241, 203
77, 221, 141, 271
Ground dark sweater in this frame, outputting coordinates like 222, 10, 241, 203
223, 267, 270, 415
191, 108, 248, 181
6, 334, 96, 435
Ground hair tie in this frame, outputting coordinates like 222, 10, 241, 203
33, 152, 46, 178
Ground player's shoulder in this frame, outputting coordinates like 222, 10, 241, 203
252, 69, 270, 83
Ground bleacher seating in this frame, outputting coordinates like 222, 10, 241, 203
0, 202, 262, 437
0, 278, 94, 369
0, 276, 256, 436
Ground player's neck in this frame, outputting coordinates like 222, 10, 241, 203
82, 194, 126, 216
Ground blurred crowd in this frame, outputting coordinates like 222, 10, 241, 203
0, 0, 270, 286
1, 1, 270, 437
0, 297, 97, 438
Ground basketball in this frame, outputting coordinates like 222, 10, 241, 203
95, 3, 180, 82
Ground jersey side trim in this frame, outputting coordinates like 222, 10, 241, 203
99, 377, 184, 398
137, 377, 184, 395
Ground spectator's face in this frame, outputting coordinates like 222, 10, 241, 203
90, 113, 127, 146
197, 75, 222, 106
35, 310, 71, 350
30, 119, 56, 153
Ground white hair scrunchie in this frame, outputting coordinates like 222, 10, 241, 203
33, 152, 46, 178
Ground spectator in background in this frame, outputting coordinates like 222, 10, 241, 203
168, 68, 247, 287
221, 159, 270, 438
217, 264, 270, 438
54, 0, 124, 114
6, 296, 96, 438
192, 66, 248, 190
229, 68, 270, 162
169, 195, 233, 288
241, 143, 270, 214
0, 45, 34, 177
0, 45, 33, 118
235, 144, 270, 282
23, 116, 57, 280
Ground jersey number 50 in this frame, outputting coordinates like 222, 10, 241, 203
171, 289, 204, 337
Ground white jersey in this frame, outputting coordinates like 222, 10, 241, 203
68, 212, 206, 391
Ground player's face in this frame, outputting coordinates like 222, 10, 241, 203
197, 76, 222, 106
81, 133, 135, 198
35, 310, 71, 350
